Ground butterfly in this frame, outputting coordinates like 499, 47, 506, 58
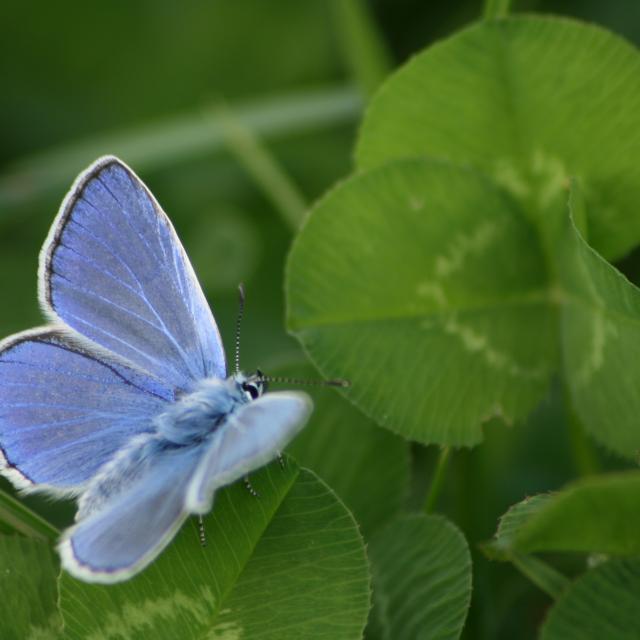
0, 156, 314, 583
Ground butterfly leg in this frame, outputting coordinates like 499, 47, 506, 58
243, 475, 260, 498
197, 515, 207, 547
277, 451, 286, 469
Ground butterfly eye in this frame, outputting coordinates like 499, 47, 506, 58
242, 382, 260, 401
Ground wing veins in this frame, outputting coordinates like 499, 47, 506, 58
70, 215, 187, 345
33, 335, 170, 401
115, 170, 208, 380
0, 361, 132, 386
62, 314, 165, 365
21, 429, 134, 462
76, 187, 201, 378
2, 415, 136, 435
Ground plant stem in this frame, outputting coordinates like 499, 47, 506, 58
217, 105, 307, 231
510, 552, 570, 600
0, 86, 362, 212
561, 379, 601, 476
424, 446, 451, 514
483, 0, 513, 20
0, 488, 59, 542
566, 410, 601, 477
331, 0, 392, 98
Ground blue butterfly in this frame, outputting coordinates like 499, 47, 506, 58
0, 156, 313, 583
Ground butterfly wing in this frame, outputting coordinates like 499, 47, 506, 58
186, 391, 312, 513
0, 329, 172, 495
39, 156, 226, 391
58, 441, 202, 583
58, 391, 311, 582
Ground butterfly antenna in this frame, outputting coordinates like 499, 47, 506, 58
261, 375, 350, 388
235, 283, 246, 375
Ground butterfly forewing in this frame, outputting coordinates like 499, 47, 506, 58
39, 156, 226, 391
0, 329, 172, 493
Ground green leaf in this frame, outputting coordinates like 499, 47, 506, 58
510, 472, 640, 556
491, 493, 554, 554
484, 495, 570, 598
0, 535, 62, 640
0, 487, 60, 542
484, 473, 640, 599
367, 514, 472, 640
560, 196, 640, 454
287, 371, 410, 536
59, 460, 370, 639
540, 558, 640, 639
356, 16, 640, 260
286, 158, 556, 446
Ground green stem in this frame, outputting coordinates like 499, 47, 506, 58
331, 0, 392, 98
217, 105, 307, 231
424, 446, 451, 514
561, 379, 601, 476
0, 488, 59, 542
510, 552, 570, 600
483, 0, 513, 20
0, 86, 362, 212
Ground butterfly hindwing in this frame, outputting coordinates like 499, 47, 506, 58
59, 441, 202, 583
0, 328, 172, 494
39, 156, 226, 391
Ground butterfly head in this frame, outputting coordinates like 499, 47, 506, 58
235, 369, 267, 402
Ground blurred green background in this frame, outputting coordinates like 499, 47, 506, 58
1, 2, 639, 638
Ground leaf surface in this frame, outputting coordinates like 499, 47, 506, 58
0, 535, 62, 640
541, 558, 640, 639
560, 192, 640, 454
367, 514, 472, 640
357, 16, 640, 260
284, 363, 410, 535
491, 472, 640, 556
287, 159, 556, 446
515, 472, 640, 555
60, 460, 370, 640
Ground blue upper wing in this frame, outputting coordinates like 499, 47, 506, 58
39, 156, 226, 391
0, 329, 173, 494
186, 391, 312, 513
